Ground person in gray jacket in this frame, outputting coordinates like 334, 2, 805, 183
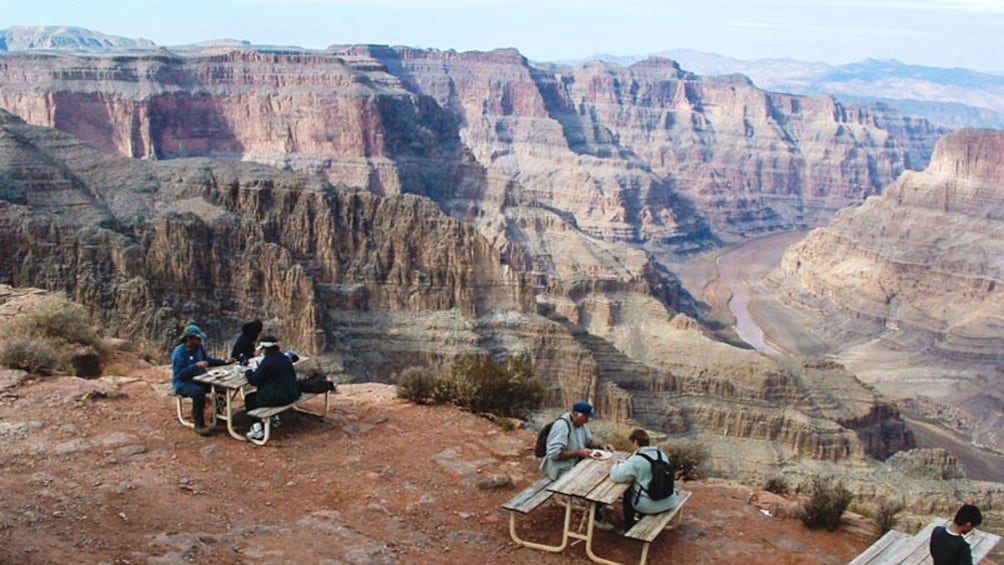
609, 428, 680, 530
539, 401, 614, 480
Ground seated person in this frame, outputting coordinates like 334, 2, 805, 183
608, 428, 680, 530
244, 335, 300, 440
930, 504, 983, 565
539, 400, 614, 480
230, 319, 263, 364
171, 324, 228, 437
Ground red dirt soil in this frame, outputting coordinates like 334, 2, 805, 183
0, 356, 873, 564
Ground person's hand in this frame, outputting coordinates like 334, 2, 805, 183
579, 448, 592, 458
196, 361, 209, 369
603, 443, 615, 452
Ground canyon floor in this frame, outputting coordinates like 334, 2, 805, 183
0, 356, 873, 564
669, 232, 1004, 484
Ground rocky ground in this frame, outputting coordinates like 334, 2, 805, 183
0, 355, 873, 564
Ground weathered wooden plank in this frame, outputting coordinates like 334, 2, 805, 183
624, 490, 692, 542
503, 476, 555, 514
848, 530, 912, 565
970, 530, 1002, 563
547, 457, 610, 497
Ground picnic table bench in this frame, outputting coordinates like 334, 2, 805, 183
503, 475, 571, 552
850, 517, 1000, 564
245, 391, 330, 446
623, 489, 693, 565
503, 455, 690, 565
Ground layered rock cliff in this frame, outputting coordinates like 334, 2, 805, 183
0, 110, 916, 470
0, 46, 942, 254
769, 128, 1004, 452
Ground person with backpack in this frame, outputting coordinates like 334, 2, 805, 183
539, 401, 614, 480
608, 428, 679, 531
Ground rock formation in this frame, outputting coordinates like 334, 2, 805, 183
0, 111, 917, 473
770, 128, 1004, 452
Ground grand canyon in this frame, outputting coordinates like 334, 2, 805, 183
1, 26, 1002, 562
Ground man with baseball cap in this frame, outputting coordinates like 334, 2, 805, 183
171, 323, 229, 436
540, 400, 615, 480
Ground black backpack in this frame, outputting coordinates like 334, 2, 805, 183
636, 451, 675, 501
534, 418, 570, 457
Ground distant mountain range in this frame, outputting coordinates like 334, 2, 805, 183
2, 25, 1001, 130
573, 49, 1004, 130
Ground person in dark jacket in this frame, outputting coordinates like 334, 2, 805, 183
171, 323, 228, 436
230, 320, 263, 364
930, 504, 983, 565
244, 335, 300, 440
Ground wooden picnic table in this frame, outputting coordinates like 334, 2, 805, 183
193, 364, 252, 441
191, 356, 322, 442
546, 453, 632, 565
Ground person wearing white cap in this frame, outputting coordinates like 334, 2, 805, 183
243, 335, 300, 440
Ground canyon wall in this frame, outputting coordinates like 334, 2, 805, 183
770, 128, 1004, 452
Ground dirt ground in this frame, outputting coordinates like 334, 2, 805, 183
0, 354, 874, 565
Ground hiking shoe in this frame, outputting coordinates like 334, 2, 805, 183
270, 415, 281, 428
194, 424, 213, 437
246, 422, 264, 441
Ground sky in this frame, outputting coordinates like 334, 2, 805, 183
3, 0, 1004, 72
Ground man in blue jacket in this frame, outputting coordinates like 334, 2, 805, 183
172, 324, 228, 436
244, 335, 300, 441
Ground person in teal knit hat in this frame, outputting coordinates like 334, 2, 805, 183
171, 323, 228, 436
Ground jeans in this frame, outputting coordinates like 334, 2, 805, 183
175, 381, 209, 426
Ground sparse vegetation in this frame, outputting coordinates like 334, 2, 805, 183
798, 476, 853, 531
874, 498, 904, 534
395, 355, 545, 419
764, 473, 789, 495
0, 293, 107, 375
0, 338, 57, 373
396, 366, 438, 404
661, 440, 709, 480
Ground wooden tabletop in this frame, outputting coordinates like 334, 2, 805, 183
547, 452, 631, 505
192, 365, 247, 389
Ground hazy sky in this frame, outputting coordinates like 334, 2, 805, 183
4, 0, 1004, 72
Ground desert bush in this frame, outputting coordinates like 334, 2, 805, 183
764, 473, 789, 495
396, 366, 439, 404
874, 498, 904, 534
5, 294, 100, 348
1, 293, 108, 374
661, 440, 709, 480
0, 338, 57, 373
604, 426, 637, 453
798, 476, 853, 531
443, 355, 545, 419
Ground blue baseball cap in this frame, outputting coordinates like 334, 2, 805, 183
572, 401, 595, 417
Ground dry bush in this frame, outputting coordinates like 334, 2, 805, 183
396, 366, 438, 404
798, 476, 853, 531
764, 473, 789, 495
660, 440, 709, 480
874, 498, 904, 534
445, 355, 544, 419
0, 338, 57, 374
0, 293, 107, 374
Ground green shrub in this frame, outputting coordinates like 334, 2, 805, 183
661, 440, 709, 481
764, 473, 789, 495
445, 355, 545, 419
798, 476, 853, 531
0, 338, 57, 373
396, 367, 438, 404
